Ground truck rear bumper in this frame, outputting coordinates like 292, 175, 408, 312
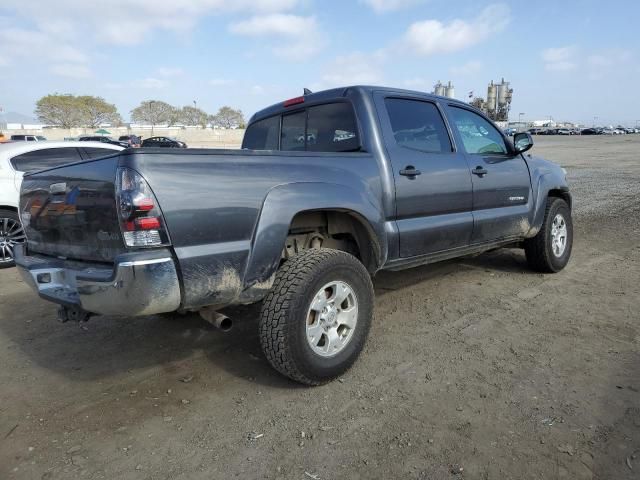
14, 245, 181, 316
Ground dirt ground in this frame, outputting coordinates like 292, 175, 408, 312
1, 135, 638, 480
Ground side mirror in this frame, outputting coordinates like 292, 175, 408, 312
513, 132, 533, 154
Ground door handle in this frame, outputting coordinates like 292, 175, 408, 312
472, 166, 488, 176
399, 166, 421, 178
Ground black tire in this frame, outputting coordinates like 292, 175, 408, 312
524, 197, 573, 273
0, 209, 24, 269
259, 248, 374, 385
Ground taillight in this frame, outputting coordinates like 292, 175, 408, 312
115, 167, 170, 247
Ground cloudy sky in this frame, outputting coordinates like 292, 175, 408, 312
0, 0, 638, 125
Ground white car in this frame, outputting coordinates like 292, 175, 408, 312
0, 141, 123, 267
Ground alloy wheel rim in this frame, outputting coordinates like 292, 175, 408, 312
550, 213, 568, 258
0, 217, 26, 263
305, 280, 358, 357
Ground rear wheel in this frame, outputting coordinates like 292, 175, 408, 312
259, 249, 374, 385
524, 197, 573, 272
0, 209, 25, 269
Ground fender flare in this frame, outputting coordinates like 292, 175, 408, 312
242, 182, 387, 289
528, 173, 571, 237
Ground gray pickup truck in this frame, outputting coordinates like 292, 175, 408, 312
15, 86, 573, 385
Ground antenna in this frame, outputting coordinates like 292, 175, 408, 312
303, 88, 312, 95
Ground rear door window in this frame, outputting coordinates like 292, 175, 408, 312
385, 98, 452, 153
10, 147, 82, 173
242, 115, 280, 150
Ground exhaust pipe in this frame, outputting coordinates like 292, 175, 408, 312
199, 307, 233, 332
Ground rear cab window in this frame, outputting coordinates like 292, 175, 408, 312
242, 116, 279, 150
242, 101, 360, 153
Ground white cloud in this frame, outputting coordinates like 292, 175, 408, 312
250, 85, 265, 95
0, 28, 87, 63
450, 60, 483, 75
541, 46, 577, 71
403, 3, 510, 56
156, 67, 184, 77
229, 14, 326, 60
402, 77, 432, 91
360, 0, 427, 13
587, 50, 632, 68
0, 27, 90, 77
230, 13, 313, 36
132, 78, 167, 89
317, 52, 385, 89
49, 63, 92, 79
2, 0, 300, 46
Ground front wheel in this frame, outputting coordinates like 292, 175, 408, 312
259, 249, 374, 385
524, 197, 573, 273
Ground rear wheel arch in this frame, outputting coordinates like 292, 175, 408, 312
287, 209, 382, 274
242, 183, 387, 293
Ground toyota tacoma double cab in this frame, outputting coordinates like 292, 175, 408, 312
15, 86, 573, 385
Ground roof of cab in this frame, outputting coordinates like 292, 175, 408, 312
249, 85, 470, 124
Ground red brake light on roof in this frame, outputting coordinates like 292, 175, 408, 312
283, 96, 305, 107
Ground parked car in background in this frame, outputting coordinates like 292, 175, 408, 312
0, 141, 123, 267
10, 135, 47, 142
141, 136, 187, 148
581, 128, 599, 135
503, 127, 517, 136
527, 128, 543, 135
119, 135, 142, 147
14, 86, 572, 384
557, 128, 571, 135
79, 135, 129, 147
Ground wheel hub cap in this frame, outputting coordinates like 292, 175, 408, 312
0, 217, 26, 264
550, 213, 567, 258
306, 281, 358, 357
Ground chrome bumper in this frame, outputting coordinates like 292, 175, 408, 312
14, 245, 181, 316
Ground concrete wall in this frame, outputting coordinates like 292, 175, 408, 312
4, 127, 245, 149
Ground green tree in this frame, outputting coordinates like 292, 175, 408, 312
209, 106, 245, 129
130, 100, 175, 133
167, 106, 182, 127
180, 106, 208, 127
35, 94, 83, 128
35, 94, 122, 128
76, 95, 122, 128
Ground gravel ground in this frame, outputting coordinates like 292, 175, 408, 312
0, 135, 638, 479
